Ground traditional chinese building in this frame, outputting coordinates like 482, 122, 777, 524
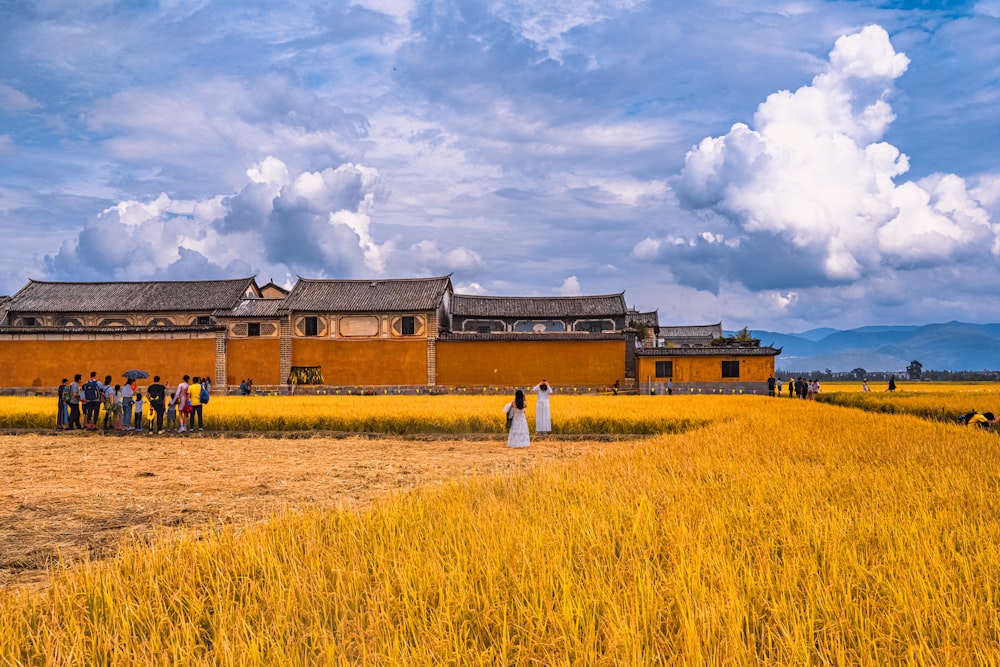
0, 275, 779, 392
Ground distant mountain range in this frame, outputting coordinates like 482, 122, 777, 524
743, 322, 1000, 372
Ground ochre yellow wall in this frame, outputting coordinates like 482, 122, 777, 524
226, 338, 282, 385
637, 355, 775, 383
437, 340, 624, 386
292, 339, 428, 385
0, 338, 217, 388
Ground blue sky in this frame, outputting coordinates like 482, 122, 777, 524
2, 0, 999, 331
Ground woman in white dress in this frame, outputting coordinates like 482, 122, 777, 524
505, 390, 530, 448
532, 379, 553, 434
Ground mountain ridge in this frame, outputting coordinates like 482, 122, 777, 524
743, 321, 1000, 372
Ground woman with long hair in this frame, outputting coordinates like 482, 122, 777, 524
504, 389, 530, 448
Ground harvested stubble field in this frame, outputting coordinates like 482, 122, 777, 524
1, 430, 625, 589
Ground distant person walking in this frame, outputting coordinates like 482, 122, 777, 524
532, 379, 553, 434
504, 390, 530, 449
887, 376, 897, 392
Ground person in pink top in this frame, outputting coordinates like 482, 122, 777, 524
175, 374, 191, 432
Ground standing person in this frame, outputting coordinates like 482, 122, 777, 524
56, 378, 69, 429
788, 378, 795, 398
247, 378, 254, 395
147, 375, 167, 434
776, 378, 782, 396
612, 379, 619, 396
82, 372, 103, 430
132, 393, 145, 430
532, 379, 553, 435
166, 393, 178, 431
887, 376, 897, 392
121, 379, 135, 430
101, 377, 115, 430
188, 376, 204, 432
862, 378, 870, 392
68, 374, 83, 430
767, 375, 776, 397
239, 379, 248, 396
667, 378, 673, 395
111, 384, 124, 429
176, 374, 190, 432
504, 389, 530, 449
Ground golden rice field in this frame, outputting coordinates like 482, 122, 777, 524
817, 381, 1000, 424
3, 393, 1000, 664
0, 394, 706, 435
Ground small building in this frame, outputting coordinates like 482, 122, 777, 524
438, 293, 633, 387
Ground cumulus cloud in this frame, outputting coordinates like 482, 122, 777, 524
42, 156, 480, 283
555, 275, 582, 296
657, 24, 999, 287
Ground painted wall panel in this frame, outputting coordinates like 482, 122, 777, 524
292, 339, 428, 385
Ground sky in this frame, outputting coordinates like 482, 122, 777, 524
2, 0, 999, 332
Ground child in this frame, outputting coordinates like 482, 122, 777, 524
166, 392, 178, 431
132, 393, 145, 430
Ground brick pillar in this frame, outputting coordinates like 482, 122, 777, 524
280, 316, 292, 385
215, 331, 227, 387
426, 315, 438, 386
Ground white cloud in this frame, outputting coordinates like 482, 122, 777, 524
0, 83, 41, 113
42, 156, 486, 285
555, 275, 582, 296
676, 24, 998, 283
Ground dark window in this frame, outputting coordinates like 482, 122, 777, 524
248, 322, 261, 337
722, 361, 740, 378
655, 361, 673, 378
587, 322, 603, 334
476, 325, 491, 334
22, 317, 36, 326
196, 315, 211, 326
401, 316, 415, 336
304, 316, 318, 337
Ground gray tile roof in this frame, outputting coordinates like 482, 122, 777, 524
281, 276, 453, 312
215, 298, 286, 319
636, 346, 781, 357
439, 331, 627, 342
627, 309, 660, 328
452, 293, 627, 318
6, 278, 257, 313
659, 323, 723, 339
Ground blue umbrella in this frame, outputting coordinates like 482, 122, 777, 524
122, 369, 149, 380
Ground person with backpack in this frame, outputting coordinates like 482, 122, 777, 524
82, 371, 103, 430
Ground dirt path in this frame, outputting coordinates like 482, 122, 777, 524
1, 431, 631, 589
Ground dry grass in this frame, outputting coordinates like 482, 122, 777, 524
0, 431, 626, 589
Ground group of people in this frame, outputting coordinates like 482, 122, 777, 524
766, 376, 822, 399
504, 380, 553, 448
55, 372, 211, 433
237, 378, 255, 395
